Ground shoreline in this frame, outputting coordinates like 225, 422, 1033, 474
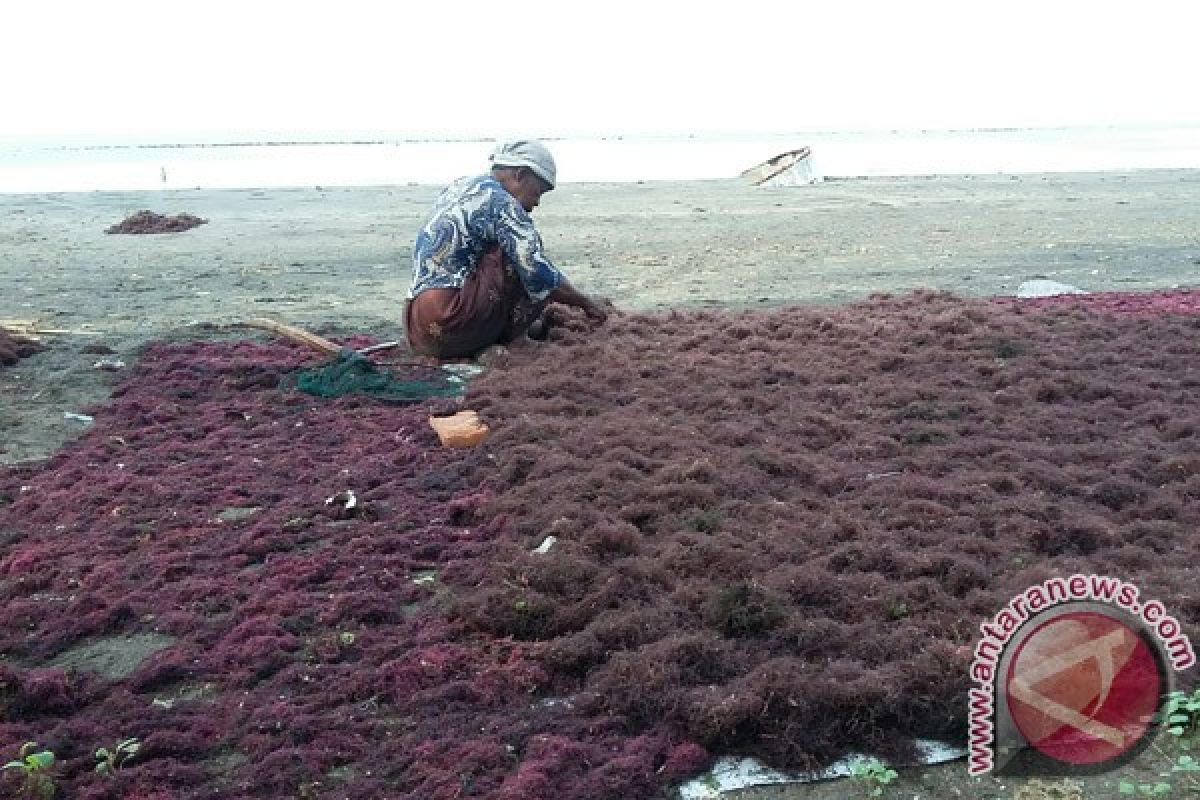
2, 164, 1197, 188
6, 126, 1200, 193
7, 120, 1199, 147
1, 165, 1198, 197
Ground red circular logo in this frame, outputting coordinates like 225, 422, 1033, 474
1005, 610, 1162, 766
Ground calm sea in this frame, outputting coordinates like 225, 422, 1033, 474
2, 126, 1198, 194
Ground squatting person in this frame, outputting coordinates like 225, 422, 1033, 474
405, 139, 609, 359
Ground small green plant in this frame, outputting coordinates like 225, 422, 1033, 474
848, 755, 898, 798
1118, 688, 1200, 796
1161, 688, 1200, 738
3, 742, 57, 799
992, 338, 1026, 359
94, 737, 140, 776
1117, 781, 1172, 796
687, 509, 723, 534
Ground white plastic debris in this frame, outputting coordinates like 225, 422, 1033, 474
532, 536, 557, 554
442, 364, 485, 379
63, 412, 94, 423
93, 359, 126, 370
1016, 279, 1086, 298
325, 490, 357, 510
677, 740, 966, 799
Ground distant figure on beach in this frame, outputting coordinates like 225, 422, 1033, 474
406, 139, 609, 359
160, 166, 167, 184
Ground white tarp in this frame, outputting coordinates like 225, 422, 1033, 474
1016, 279, 1087, 298
677, 740, 966, 799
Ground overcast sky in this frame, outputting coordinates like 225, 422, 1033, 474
3, 0, 1198, 141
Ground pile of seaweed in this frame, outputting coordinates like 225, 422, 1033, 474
105, 211, 208, 234
0, 340, 703, 800
462, 289, 1200, 768
0, 330, 42, 366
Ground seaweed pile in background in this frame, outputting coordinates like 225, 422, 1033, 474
463, 289, 1200, 768
105, 211, 208, 234
0, 339, 703, 800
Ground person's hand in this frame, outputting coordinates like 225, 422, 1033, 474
582, 296, 610, 323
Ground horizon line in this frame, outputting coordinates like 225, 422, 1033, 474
4, 122, 1200, 151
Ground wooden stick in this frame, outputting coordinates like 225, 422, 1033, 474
29, 329, 103, 336
0, 319, 39, 330
357, 340, 403, 355
0, 321, 103, 337
241, 318, 343, 356
237, 319, 434, 368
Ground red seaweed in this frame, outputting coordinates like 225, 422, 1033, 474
3, 289, 1200, 798
462, 288, 1200, 771
105, 211, 208, 234
1, 338, 699, 799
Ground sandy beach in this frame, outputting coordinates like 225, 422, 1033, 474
4, 170, 1199, 463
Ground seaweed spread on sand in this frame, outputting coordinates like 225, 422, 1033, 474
0, 337, 703, 800
2, 290, 1199, 799
460, 290, 1200, 768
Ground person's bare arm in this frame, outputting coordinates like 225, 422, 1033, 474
548, 280, 609, 322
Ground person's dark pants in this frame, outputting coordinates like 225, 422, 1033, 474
405, 246, 545, 359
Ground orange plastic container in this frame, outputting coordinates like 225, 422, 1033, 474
428, 410, 490, 448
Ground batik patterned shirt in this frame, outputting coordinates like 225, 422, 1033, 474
409, 175, 564, 301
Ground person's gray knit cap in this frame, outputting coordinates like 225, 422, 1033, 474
490, 139, 557, 189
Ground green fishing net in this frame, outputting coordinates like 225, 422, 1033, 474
281, 349, 467, 404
